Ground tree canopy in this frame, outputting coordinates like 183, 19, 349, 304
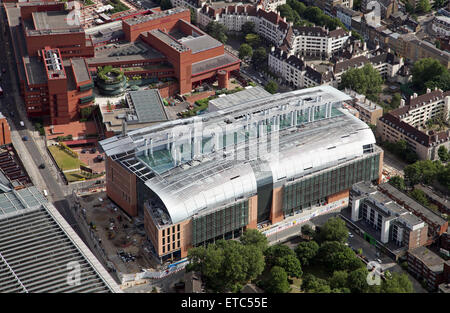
315, 217, 349, 244
266, 266, 291, 293
238, 43, 253, 61
252, 47, 267, 68
339, 64, 383, 101
206, 21, 227, 43
317, 241, 365, 272
412, 58, 450, 92
295, 241, 319, 267
241, 21, 255, 35
388, 176, 405, 191
438, 146, 449, 163
239, 228, 268, 252
245, 33, 261, 47
379, 273, 413, 293
187, 239, 265, 292
265, 80, 278, 94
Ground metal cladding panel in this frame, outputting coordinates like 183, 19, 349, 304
146, 163, 258, 224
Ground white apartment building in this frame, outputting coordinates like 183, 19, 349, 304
377, 88, 450, 160
268, 47, 335, 89
197, 4, 290, 47
333, 50, 403, 83
261, 0, 286, 12
335, 4, 362, 29
287, 26, 350, 58
432, 16, 450, 38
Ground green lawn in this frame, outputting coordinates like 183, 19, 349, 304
65, 171, 103, 183
48, 146, 84, 171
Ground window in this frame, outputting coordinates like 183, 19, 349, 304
177, 224, 180, 232
162, 229, 165, 236
162, 238, 165, 245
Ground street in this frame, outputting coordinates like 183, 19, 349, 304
0, 9, 87, 244
383, 149, 407, 178
347, 232, 427, 293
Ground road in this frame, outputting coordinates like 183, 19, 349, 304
0, 10, 84, 237
267, 208, 342, 245
383, 149, 407, 178
123, 269, 186, 293
347, 232, 427, 293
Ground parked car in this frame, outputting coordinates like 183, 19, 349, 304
39, 163, 45, 169
19, 121, 24, 127
22, 136, 28, 141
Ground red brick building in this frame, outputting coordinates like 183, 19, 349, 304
119, 7, 240, 95
4, 3, 239, 125
4, 2, 95, 125
0, 114, 12, 146
407, 246, 450, 291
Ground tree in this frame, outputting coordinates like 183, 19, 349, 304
329, 270, 348, 289
160, 0, 172, 10
252, 47, 267, 68
240, 229, 268, 252
391, 93, 401, 109
241, 21, 255, 35
315, 217, 348, 244
275, 254, 303, 278
435, 40, 441, 50
186, 239, 265, 292
266, 266, 290, 293
404, 160, 442, 185
265, 80, 278, 94
339, 64, 383, 101
412, 58, 449, 92
277, 4, 297, 23
438, 145, 449, 163
238, 43, 253, 61
301, 273, 331, 293
317, 241, 363, 272
301, 224, 315, 238
295, 241, 319, 267
206, 21, 227, 43
409, 188, 429, 206
244, 33, 260, 47
416, 0, 431, 13
347, 268, 369, 293
388, 176, 405, 191
264, 244, 295, 268
190, 8, 197, 25
380, 273, 413, 293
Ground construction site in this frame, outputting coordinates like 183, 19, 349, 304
74, 191, 164, 278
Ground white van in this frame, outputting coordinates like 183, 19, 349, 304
19, 121, 24, 127
43, 190, 48, 197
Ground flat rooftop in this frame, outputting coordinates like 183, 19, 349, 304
179, 35, 222, 54
149, 29, 189, 52
128, 89, 168, 123
125, 7, 188, 26
192, 53, 239, 75
379, 183, 447, 227
87, 41, 164, 65
209, 86, 272, 112
71, 58, 90, 83
24, 56, 47, 85
32, 11, 80, 30
409, 246, 447, 272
